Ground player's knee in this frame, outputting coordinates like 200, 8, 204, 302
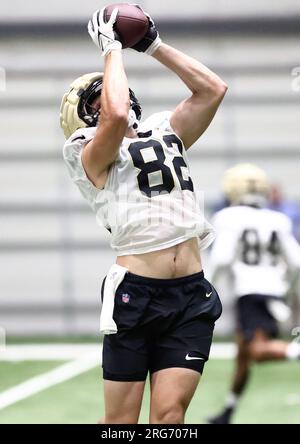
248, 342, 265, 362
152, 404, 184, 424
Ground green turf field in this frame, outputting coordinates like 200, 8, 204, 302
0, 356, 299, 424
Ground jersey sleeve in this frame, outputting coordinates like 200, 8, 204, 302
277, 214, 300, 269
62, 127, 99, 210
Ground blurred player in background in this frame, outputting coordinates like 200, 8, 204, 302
60, 6, 227, 424
208, 164, 300, 424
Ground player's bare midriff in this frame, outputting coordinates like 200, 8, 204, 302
116, 237, 202, 279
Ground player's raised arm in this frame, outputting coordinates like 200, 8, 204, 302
82, 8, 130, 188
153, 44, 228, 148
131, 10, 228, 148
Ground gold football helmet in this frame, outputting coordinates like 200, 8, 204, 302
222, 163, 270, 205
60, 72, 142, 139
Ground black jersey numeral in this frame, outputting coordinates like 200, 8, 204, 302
267, 231, 281, 266
240, 229, 281, 266
128, 139, 174, 197
128, 134, 193, 198
163, 135, 194, 193
241, 229, 261, 265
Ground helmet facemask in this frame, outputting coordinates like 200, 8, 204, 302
60, 72, 143, 138
77, 78, 142, 130
77, 79, 103, 127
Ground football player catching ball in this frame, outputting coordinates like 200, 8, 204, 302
60, 5, 227, 424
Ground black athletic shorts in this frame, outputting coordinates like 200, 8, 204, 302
101, 271, 222, 381
236, 294, 280, 342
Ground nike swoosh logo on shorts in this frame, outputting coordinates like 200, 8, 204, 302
185, 354, 205, 361
206, 292, 212, 298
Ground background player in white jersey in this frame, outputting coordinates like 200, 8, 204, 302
60, 6, 227, 424
208, 164, 300, 424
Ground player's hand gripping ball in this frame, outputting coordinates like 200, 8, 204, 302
104, 3, 149, 48
129, 4, 162, 55
88, 7, 122, 56
88, 3, 162, 56
103, 3, 161, 55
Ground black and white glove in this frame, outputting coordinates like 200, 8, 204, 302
88, 7, 122, 56
131, 5, 162, 55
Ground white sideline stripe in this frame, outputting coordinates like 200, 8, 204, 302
211, 343, 236, 359
0, 343, 235, 410
285, 394, 300, 406
0, 344, 102, 361
0, 343, 236, 361
0, 354, 100, 411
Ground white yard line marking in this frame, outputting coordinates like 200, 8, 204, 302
0, 353, 100, 411
0, 343, 236, 361
0, 344, 101, 361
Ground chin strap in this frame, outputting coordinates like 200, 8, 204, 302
128, 108, 138, 128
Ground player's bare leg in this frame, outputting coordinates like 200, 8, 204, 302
208, 334, 251, 424
149, 368, 200, 424
102, 380, 146, 424
232, 334, 251, 394
209, 329, 300, 424
247, 329, 290, 362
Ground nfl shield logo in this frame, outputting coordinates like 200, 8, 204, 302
122, 293, 130, 303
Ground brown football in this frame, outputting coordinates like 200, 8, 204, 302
104, 3, 148, 48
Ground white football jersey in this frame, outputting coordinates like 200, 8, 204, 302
209, 205, 300, 297
63, 112, 214, 255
